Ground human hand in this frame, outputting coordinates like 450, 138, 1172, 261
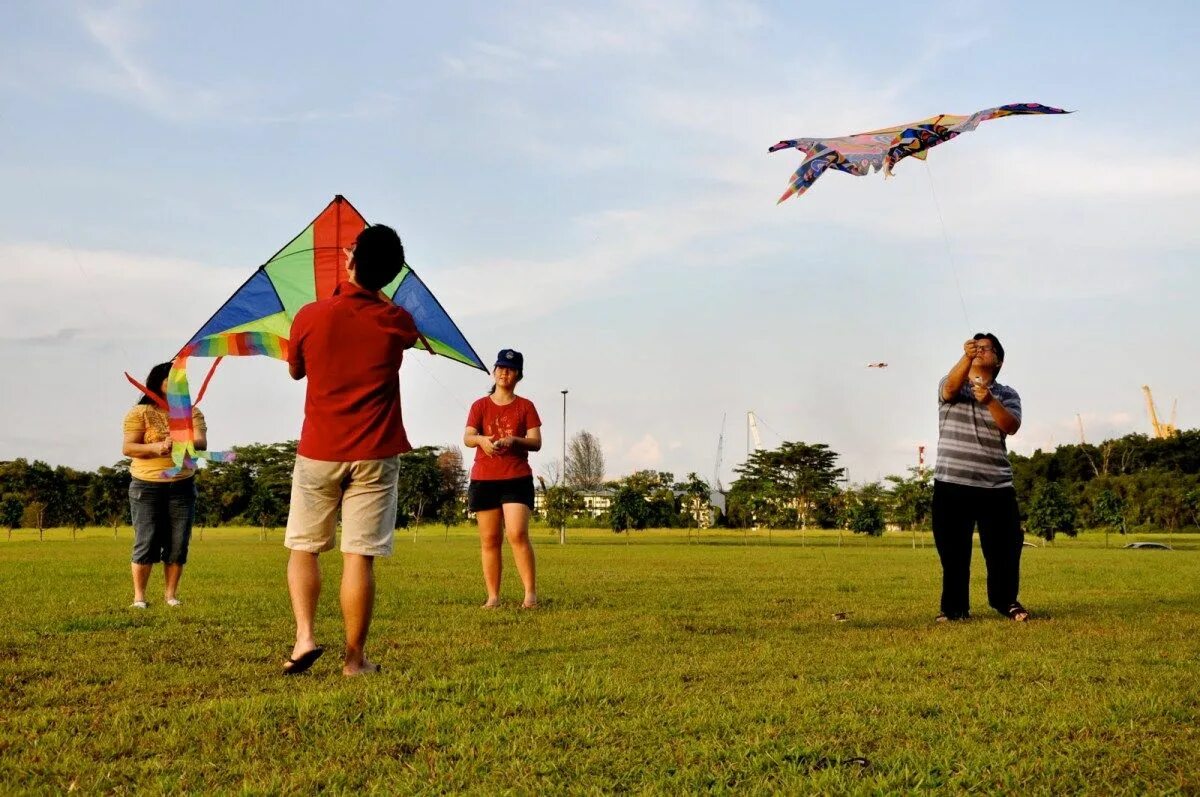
962, 339, 979, 360
478, 437, 497, 456
971, 380, 992, 404
157, 440, 173, 456
493, 436, 516, 450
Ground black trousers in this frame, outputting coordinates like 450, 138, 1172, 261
931, 480, 1023, 618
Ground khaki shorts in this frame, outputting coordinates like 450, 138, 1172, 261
284, 454, 400, 557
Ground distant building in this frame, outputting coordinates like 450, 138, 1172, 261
676, 489, 725, 529
580, 488, 614, 517
533, 484, 725, 527
533, 486, 615, 519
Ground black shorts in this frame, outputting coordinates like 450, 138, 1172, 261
468, 476, 535, 512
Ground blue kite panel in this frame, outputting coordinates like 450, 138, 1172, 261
188, 270, 284, 345
393, 272, 483, 369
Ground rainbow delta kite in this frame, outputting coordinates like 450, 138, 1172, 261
127, 195, 485, 477
769, 103, 1069, 203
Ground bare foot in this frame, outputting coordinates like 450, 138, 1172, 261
481, 598, 500, 609
343, 660, 382, 677
521, 597, 538, 609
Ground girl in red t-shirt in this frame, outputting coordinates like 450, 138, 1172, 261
463, 349, 542, 608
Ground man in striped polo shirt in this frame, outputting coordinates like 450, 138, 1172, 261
933, 333, 1030, 622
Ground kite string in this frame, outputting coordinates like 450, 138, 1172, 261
407, 348, 472, 414
923, 162, 972, 331
64, 239, 133, 362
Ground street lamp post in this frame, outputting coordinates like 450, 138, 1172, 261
560, 389, 568, 545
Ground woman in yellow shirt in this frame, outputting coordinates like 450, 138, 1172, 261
122, 362, 206, 608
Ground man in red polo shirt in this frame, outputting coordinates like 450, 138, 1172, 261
281, 224, 418, 676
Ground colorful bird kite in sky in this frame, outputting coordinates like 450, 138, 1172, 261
127, 195, 484, 476
769, 103, 1069, 204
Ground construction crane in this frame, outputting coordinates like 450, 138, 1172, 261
1142, 385, 1179, 439
746, 411, 764, 455
713, 413, 726, 492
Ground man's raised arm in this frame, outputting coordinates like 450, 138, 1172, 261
941, 339, 978, 401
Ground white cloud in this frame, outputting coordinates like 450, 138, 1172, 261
441, 0, 764, 83
627, 433, 663, 468
76, 0, 232, 122
442, 41, 558, 82
427, 175, 787, 322
0, 242, 243, 342
529, 0, 764, 59
71, 2, 406, 125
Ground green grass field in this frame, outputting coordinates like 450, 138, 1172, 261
1, 526, 1197, 794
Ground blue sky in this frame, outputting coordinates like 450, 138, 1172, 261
1, 0, 1197, 486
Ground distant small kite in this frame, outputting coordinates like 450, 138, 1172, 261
867, 363, 888, 369
769, 103, 1069, 203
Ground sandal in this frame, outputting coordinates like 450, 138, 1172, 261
1005, 603, 1030, 622
282, 646, 325, 676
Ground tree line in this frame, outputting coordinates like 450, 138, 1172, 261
3, 429, 1197, 541
1010, 430, 1200, 540
716, 431, 1200, 541
0, 443, 470, 538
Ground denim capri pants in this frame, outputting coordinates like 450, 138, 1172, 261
129, 477, 197, 565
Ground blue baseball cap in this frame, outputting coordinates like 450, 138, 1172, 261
494, 349, 524, 371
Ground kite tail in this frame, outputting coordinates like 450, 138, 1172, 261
124, 372, 168, 409
156, 331, 287, 477
124, 330, 291, 477
161, 352, 240, 478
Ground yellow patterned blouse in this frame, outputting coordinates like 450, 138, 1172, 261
123, 405, 206, 483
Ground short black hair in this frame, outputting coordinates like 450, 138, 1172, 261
973, 332, 1005, 373
352, 224, 405, 291
137, 362, 173, 405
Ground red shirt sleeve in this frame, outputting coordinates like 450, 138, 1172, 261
524, 399, 542, 430
288, 305, 311, 371
466, 398, 485, 432
391, 307, 419, 351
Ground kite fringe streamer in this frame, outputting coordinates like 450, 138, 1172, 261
125, 331, 289, 477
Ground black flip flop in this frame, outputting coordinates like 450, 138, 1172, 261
282, 646, 324, 676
